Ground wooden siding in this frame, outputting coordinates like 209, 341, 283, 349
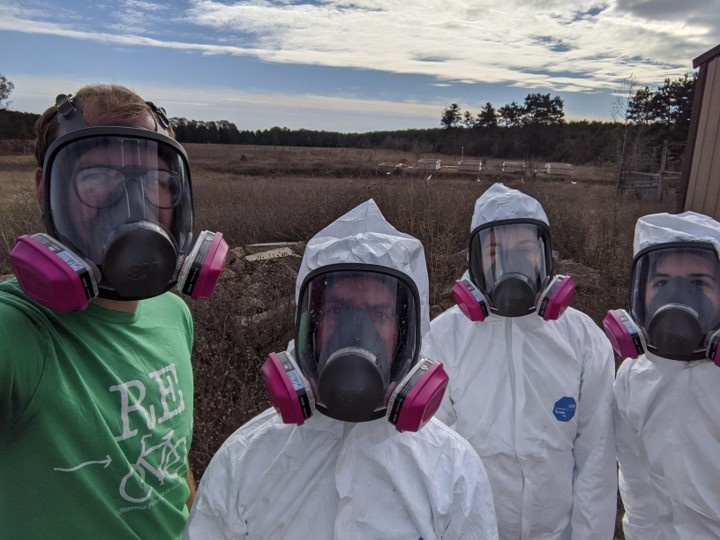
684, 54, 720, 217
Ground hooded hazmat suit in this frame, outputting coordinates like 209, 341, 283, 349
423, 184, 617, 540
614, 211, 720, 539
184, 199, 499, 540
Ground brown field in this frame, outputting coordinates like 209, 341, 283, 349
1, 143, 677, 538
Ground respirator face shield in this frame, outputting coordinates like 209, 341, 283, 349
629, 243, 720, 360
469, 220, 552, 317
43, 128, 193, 299
295, 266, 421, 422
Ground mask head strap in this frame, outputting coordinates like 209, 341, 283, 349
55, 94, 88, 132
145, 101, 171, 135
54, 93, 170, 136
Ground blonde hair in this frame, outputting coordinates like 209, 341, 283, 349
34, 84, 175, 166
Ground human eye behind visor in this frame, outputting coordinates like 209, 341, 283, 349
471, 222, 549, 293
322, 300, 396, 327
46, 132, 195, 269
296, 268, 420, 382
73, 165, 183, 209
626, 244, 720, 360
368, 305, 396, 325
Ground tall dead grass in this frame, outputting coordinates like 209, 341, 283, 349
0, 148, 676, 539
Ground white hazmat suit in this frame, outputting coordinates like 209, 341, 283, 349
185, 199, 499, 540
614, 211, 720, 539
423, 184, 617, 540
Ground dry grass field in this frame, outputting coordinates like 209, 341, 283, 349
0, 142, 678, 538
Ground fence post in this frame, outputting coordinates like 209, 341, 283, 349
616, 157, 625, 195
656, 139, 668, 202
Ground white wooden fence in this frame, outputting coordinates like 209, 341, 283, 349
544, 162, 574, 176
502, 161, 526, 173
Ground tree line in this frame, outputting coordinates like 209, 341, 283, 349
0, 73, 696, 165
441, 93, 565, 129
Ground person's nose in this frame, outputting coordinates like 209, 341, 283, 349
118, 173, 148, 220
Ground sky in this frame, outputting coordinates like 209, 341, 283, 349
0, 0, 718, 133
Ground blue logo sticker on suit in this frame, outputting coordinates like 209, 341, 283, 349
553, 396, 576, 422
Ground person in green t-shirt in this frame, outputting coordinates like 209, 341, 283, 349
0, 84, 227, 539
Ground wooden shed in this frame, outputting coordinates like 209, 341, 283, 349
678, 43, 720, 216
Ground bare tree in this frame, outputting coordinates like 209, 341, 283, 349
611, 75, 637, 123
611, 76, 640, 168
0, 74, 14, 110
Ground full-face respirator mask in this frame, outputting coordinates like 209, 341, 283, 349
10, 94, 228, 310
603, 243, 720, 364
261, 266, 448, 432
452, 220, 575, 322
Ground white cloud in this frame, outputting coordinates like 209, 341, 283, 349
1, 0, 715, 134
1, 0, 713, 96
108, 0, 171, 34
182, 0, 710, 87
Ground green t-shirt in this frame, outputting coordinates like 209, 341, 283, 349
0, 279, 194, 539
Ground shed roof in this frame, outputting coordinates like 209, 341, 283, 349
694, 43, 720, 68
